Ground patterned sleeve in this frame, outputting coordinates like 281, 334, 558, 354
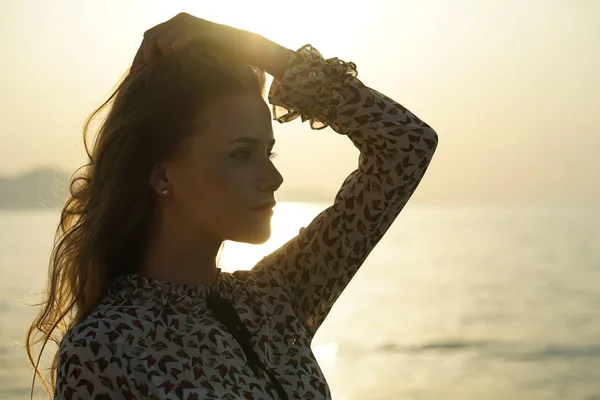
54, 328, 138, 399
251, 45, 439, 338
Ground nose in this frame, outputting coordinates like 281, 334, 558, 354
258, 161, 284, 193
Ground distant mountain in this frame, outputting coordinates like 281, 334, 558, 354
0, 168, 70, 209
0, 168, 332, 209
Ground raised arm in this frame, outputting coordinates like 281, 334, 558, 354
252, 45, 439, 339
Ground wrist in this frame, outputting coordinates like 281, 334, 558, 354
243, 32, 291, 80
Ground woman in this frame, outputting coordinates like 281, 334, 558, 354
27, 13, 438, 399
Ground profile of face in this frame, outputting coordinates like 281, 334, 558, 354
150, 92, 283, 245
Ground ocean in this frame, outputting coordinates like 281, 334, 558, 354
1, 203, 599, 399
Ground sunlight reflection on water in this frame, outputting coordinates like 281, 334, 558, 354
2, 205, 600, 399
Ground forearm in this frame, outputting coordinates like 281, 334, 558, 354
254, 44, 438, 336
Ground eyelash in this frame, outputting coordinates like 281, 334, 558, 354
233, 149, 278, 160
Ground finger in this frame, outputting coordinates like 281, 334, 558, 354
142, 37, 161, 64
131, 41, 145, 68
170, 32, 199, 57
169, 36, 187, 57
142, 19, 175, 63
155, 27, 183, 58
141, 13, 203, 63
162, 15, 205, 58
155, 34, 173, 58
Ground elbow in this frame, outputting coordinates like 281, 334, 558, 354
424, 127, 439, 155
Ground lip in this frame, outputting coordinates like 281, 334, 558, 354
253, 207, 274, 215
250, 201, 276, 211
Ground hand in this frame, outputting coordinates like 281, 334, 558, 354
131, 13, 291, 80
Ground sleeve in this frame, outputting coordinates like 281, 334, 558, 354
251, 45, 439, 339
54, 329, 139, 400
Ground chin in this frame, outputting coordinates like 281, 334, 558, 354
230, 226, 272, 245
246, 230, 271, 245
226, 213, 273, 244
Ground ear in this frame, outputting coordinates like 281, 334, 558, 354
149, 162, 171, 195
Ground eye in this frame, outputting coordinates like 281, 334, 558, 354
231, 148, 276, 162
231, 148, 251, 159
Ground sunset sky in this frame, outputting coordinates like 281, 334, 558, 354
1, 0, 598, 206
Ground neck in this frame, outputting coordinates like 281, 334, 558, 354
140, 210, 223, 286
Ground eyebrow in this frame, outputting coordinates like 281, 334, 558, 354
228, 137, 276, 146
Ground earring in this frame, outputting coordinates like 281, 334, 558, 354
161, 189, 168, 196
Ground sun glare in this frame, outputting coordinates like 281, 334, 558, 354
147, 0, 342, 54
218, 202, 325, 272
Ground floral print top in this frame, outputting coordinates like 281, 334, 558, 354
54, 44, 439, 399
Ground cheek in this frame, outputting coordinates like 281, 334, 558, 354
213, 161, 254, 200
185, 161, 253, 220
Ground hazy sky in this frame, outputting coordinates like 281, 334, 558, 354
1, 0, 598, 206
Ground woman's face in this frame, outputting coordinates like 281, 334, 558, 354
157, 92, 284, 244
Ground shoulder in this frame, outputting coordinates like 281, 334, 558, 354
55, 306, 150, 398
59, 304, 153, 363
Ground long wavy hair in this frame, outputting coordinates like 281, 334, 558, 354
26, 45, 266, 398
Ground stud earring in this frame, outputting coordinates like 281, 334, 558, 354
161, 189, 168, 196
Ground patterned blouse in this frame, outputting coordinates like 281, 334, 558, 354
54, 44, 439, 399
